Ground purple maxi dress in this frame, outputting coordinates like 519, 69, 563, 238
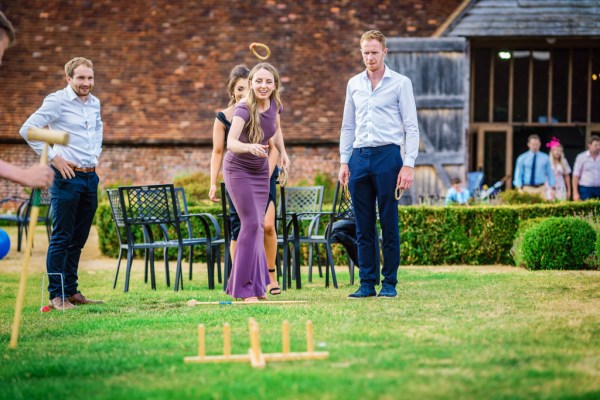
223, 98, 281, 298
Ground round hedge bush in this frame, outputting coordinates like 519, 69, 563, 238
521, 217, 596, 270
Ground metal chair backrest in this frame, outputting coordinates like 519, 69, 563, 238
278, 186, 324, 221
331, 182, 354, 221
118, 184, 180, 227
107, 189, 125, 227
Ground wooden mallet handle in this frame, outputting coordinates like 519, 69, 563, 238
27, 128, 69, 146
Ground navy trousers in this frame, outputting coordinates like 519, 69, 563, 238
47, 168, 99, 299
578, 185, 600, 200
348, 144, 402, 287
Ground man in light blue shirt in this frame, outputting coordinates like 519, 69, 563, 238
513, 134, 555, 198
339, 30, 420, 299
20, 57, 104, 310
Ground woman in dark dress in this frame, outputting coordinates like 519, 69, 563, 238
223, 63, 290, 302
209, 64, 282, 296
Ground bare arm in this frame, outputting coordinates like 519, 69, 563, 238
565, 173, 572, 200
267, 138, 279, 176
271, 114, 290, 169
0, 160, 54, 188
226, 116, 268, 157
208, 118, 227, 202
572, 175, 580, 201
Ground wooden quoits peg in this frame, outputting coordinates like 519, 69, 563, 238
184, 318, 328, 368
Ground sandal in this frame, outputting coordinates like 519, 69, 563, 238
268, 269, 281, 296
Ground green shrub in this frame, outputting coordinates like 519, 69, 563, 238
96, 198, 600, 266
173, 172, 212, 206
510, 217, 547, 267
499, 189, 548, 205
521, 217, 596, 270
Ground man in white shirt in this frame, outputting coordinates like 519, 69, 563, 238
339, 30, 419, 299
572, 135, 600, 201
20, 57, 104, 310
0, 11, 53, 189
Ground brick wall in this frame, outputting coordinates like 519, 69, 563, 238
0, 0, 462, 198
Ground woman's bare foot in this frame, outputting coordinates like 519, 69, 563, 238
243, 297, 259, 303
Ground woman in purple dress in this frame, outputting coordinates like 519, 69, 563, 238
223, 63, 290, 302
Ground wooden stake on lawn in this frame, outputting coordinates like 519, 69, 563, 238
9, 128, 68, 349
184, 318, 328, 368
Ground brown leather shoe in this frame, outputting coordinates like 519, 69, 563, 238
67, 293, 104, 305
50, 297, 77, 310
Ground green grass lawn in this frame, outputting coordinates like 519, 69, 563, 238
0, 228, 599, 399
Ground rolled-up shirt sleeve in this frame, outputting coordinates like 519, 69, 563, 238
19, 93, 62, 161
94, 104, 103, 161
340, 82, 356, 164
399, 78, 419, 168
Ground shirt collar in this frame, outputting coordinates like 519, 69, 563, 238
361, 64, 392, 81
65, 84, 93, 104
65, 84, 79, 101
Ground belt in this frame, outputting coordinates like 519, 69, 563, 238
73, 167, 96, 173
524, 184, 544, 188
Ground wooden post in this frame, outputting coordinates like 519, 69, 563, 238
306, 320, 314, 353
223, 323, 231, 357
197, 324, 205, 357
282, 320, 290, 354
9, 144, 48, 349
249, 319, 265, 368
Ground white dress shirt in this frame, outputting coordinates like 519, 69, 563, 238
573, 150, 600, 187
340, 64, 420, 167
19, 85, 103, 167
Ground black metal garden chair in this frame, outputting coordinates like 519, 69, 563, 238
117, 184, 214, 292
174, 187, 222, 287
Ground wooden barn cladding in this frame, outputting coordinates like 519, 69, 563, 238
0, 0, 462, 145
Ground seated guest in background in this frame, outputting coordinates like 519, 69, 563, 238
546, 137, 571, 201
513, 134, 555, 199
445, 177, 470, 206
573, 135, 600, 201
330, 218, 359, 268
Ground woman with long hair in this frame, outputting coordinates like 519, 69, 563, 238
209, 64, 282, 296
547, 137, 571, 200
223, 62, 289, 302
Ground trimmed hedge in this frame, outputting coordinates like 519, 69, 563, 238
510, 217, 548, 267
96, 200, 600, 266
521, 217, 596, 270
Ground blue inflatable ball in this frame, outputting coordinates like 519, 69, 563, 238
0, 228, 10, 260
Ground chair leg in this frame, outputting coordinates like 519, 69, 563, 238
164, 249, 170, 288
308, 244, 313, 283
293, 239, 301, 289
282, 243, 289, 291
348, 256, 355, 286
113, 248, 124, 289
124, 251, 134, 293
325, 242, 338, 288
17, 222, 23, 252
206, 244, 215, 290
149, 248, 156, 290
215, 246, 222, 284
223, 244, 230, 291
315, 244, 323, 278
188, 246, 193, 281
174, 247, 184, 292
144, 249, 149, 283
